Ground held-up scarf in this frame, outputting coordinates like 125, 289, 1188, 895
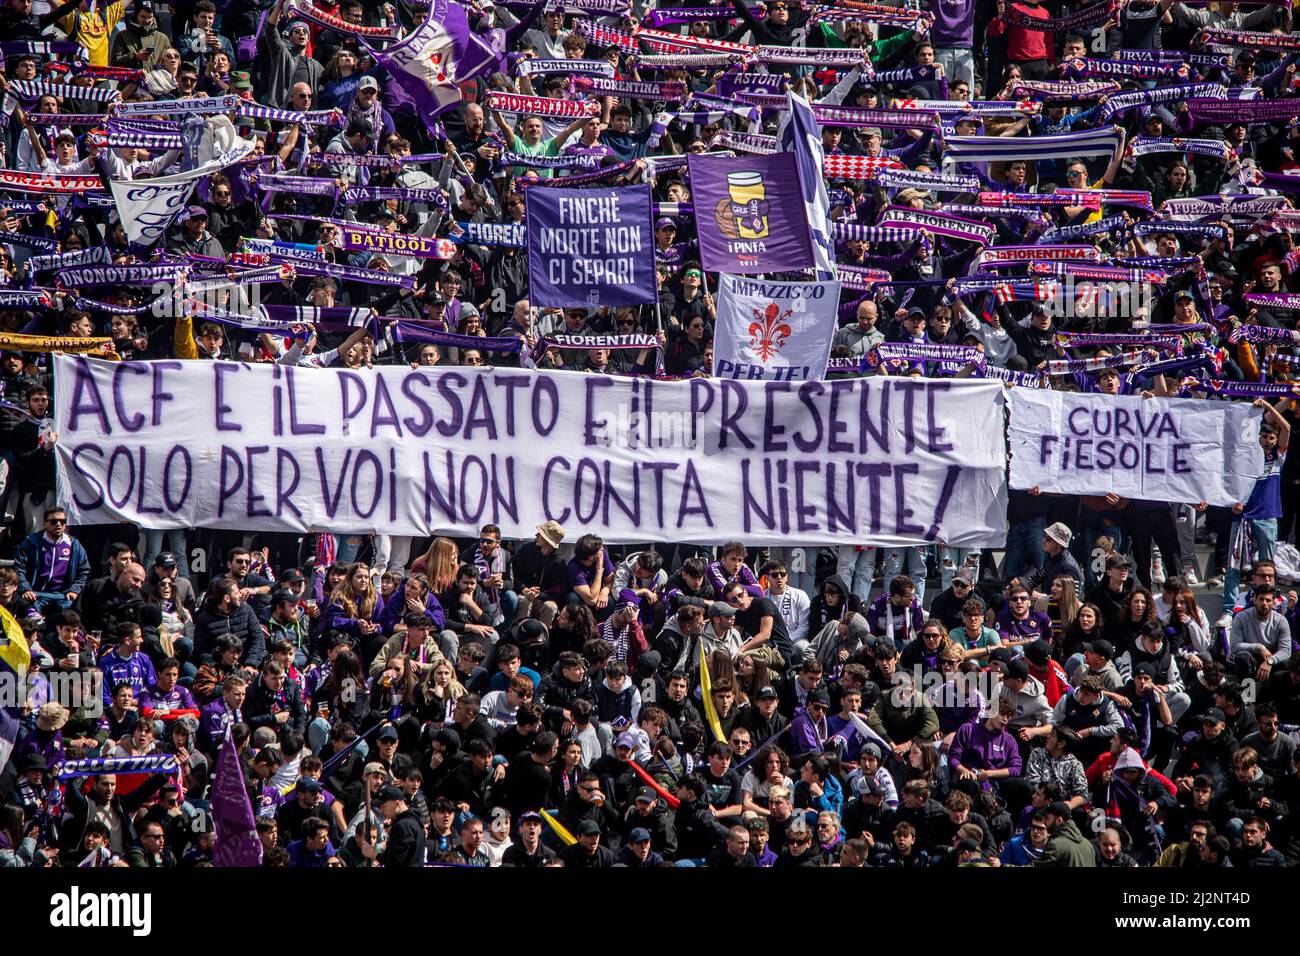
62, 64, 144, 83
270, 254, 416, 288
979, 190, 1100, 209
1240, 167, 1300, 192
940, 204, 1049, 221
0, 290, 54, 309
1130, 136, 1232, 161
116, 94, 241, 116
869, 64, 943, 86
1195, 27, 1300, 49
876, 168, 981, 193
392, 323, 524, 353
1046, 350, 1146, 375
1132, 220, 1228, 240
877, 206, 994, 244
341, 185, 449, 209
716, 73, 788, 97
1228, 323, 1300, 344
1033, 262, 1172, 284
836, 264, 893, 290
981, 365, 1049, 388
812, 104, 940, 130
57, 265, 186, 287
329, 224, 454, 259
535, 334, 663, 364
892, 97, 1041, 117
26, 247, 113, 272
58, 755, 180, 780
487, 92, 600, 119
1098, 82, 1226, 121
308, 152, 399, 168
88, 129, 183, 150
256, 305, 373, 324
0, 40, 87, 60
73, 295, 158, 315
822, 154, 904, 179
0, 200, 47, 214
708, 130, 778, 154
637, 27, 755, 54
1055, 331, 1183, 350
0, 331, 115, 353
953, 274, 1054, 295
1041, 213, 1131, 241
553, 0, 634, 14
1064, 57, 1189, 80
238, 102, 346, 127
869, 342, 985, 368
0, 170, 105, 194
499, 150, 606, 170
1002, 0, 1115, 33
0, 231, 60, 253
284, 0, 398, 36
4, 79, 122, 103
257, 174, 339, 197
753, 46, 867, 66
1009, 80, 1121, 102
832, 222, 931, 247
517, 58, 615, 78
943, 126, 1122, 163
448, 221, 526, 248
637, 53, 749, 69
978, 245, 1101, 265
993, 280, 1060, 303
582, 78, 688, 101
241, 237, 326, 262
1244, 293, 1300, 312
570, 18, 641, 52
643, 6, 737, 25
1161, 196, 1288, 218
514, 161, 636, 188
1180, 376, 1300, 397
1187, 97, 1300, 124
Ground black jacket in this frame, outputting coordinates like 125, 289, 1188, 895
244, 677, 308, 734
558, 842, 618, 867
620, 801, 677, 858
382, 809, 426, 867
60, 773, 168, 859
673, 796, 731, 860
194, 601, 266, 668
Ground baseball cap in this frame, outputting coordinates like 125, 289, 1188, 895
230, 70, 253, 91
358, 75, 380, 92
655, 217, 677, 231
709, 601, 737, 618
180, 205, 207, 222
1024, 639, 1053, 666
615, 731, 637, 751
807, 689, 831, 708
1135, 662, 1157, 679
952, 570, 974, 586
755, 685, 779, 700
635, 786, 657, 804
617, 588, 639, 611
860, 742, 882, 760
1202, 708, 1226, 724
629, 827, 652, 843
298, 777, 322, 793
1003, 657, 1030, 680
1174, 288, 1195, 301
1083, 639, 1115, 660
1046, 800, 1072, 819
280, 567, 305, 584
519, 811, 543, 823
362, 761, 389, 777
375, 784, 406, 803
377, 725, 399, 741
346, 117, 374, 138
155, 551, 178, 568
1105, 554, 1131, 570
576, 819, 601, 836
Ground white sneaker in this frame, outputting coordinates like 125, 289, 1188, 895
1152, 556, 1166, 587
1215, 612, 1233, 631
1182, 566, 1201, 588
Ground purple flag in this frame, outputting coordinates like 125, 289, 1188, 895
525, 184, 657, 308
212, 727, 263, 867
363, 0, 496, 120
687, 153, 813, 275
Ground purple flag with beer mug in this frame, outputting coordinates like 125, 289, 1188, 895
212, 725, 262, 867
687, 153, 813, 274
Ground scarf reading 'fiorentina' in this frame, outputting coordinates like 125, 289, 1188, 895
1195, 27, 1300, 50
1180, 377, 1300, 398
517, 57, 614, 78
487, 92, 599, 119
1041, 214, 1130, 242
1243, 293, 1300, 312
1009, 80, 1121, 102
115, 95, 240, 116
1002, 0, 1115, 33
835, 264, 893, 291
1063, 57, 1189, 80
877, 206, 994, 244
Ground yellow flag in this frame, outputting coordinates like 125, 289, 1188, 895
540, 808, 576, 846
698, 639, 726, 743
0, 604, 31, 773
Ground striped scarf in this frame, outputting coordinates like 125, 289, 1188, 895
637, 53, 747, 69
5, 79, 121, 103
276, 255, 416, 288
1064, 57, 1189, 80
1130, 136, 1232, 162
809, 7, 931, 28
284, 0, 398, 36
832, 222, 932, 247
1009, 80, 1121, 102
487, 92, 599, 119
63, 64, 143, 83
1033, 262, 1172, 284
1098, 82, 1226, 122
979, 190, 1100, 209
876, 168, 980, 193
1228, 324, 1300, 345
0, 170, 104, 194
515, 161, 636, 188
709, 130, 778, 154
836, 264, 892, 291
878, 206, 994, 244
981, 365, 1049, 387
822, 154, 904, 179
518, 58, 615, 78
943, 126, 1122, 162
1002, 0, 1115, 33
637, 26, 754, 54
1188, 97, 1300, 124
341, 184, 449, 209
448, 221, 526, 248
753, 46, 867, 66
993, 280, 1059, 304
116, 94, 241, 116
940, 204, 1048, 221
583, 78, 687, 101
238, 102, 346, 127
570, 19, 640, 52
1041, 213, 1130, 241
1243, 293, 1300, 312
813, 104, 940, 129
1046, 350, 1146, 375
1196, 27, 1300, 49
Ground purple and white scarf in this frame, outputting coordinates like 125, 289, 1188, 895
943, 126, 1122, 162
876, 168, 980, 193
1243, 293, 1300, 312
1132, 220, 1228, 241
0, 231, 60, 253
448, 221, 526, 248
978, 245, 1101, 266
940, 204, 1048, 222
515, 161, 636, 188
1009, 80, 1121, 102
583, 78, 687, 101
636, 53, 746, 70
1046, 350, 1146, 376
257, 173, 339, 197
876, 206, 994, 244
1228, 323, 1300, 344
1195, 27, 1300, 50
707, 130, 777, 154
1041, 213, 1130, 241
870, 342, 985, 369
1055, 331, 1183, 351
116, 95, 240, 116
1098, 82, 1225, 121
981, 365, 1049, 388
5, 79, 121, 103
835, 264, 893, 291
642, 6, 736, 25
1180, 377, 1300, 398
1188, 97, 1300, 124
517, 57, 615, 78
500, 150, 605, 170
753, 46, 867, 67
813, 104, 940, 130
26, 246, 112, 272
488, 91, 599, 119
391, 323, 524, 353
1129, 136, 1231, 161
1003, 0, 1114, 33
341, 185, 449, 209
277, 255, 416, 288
239, 102, 346, 127
57, 264, 186, 287
1064, 57, 1189, 80
716, 73, 789, 97
1161, 195, 1288, 219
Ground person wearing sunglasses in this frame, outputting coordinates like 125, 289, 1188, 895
774, 822, 824, 868
14, 507, 89, 616
723, 582, 793, 670
996, 582, 1054, 649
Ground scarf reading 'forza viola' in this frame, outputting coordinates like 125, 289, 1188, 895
0, 169, 104, 194
1228, 323, 1300, 344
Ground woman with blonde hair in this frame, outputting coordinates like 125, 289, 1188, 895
420, 658, 467, 725
412, 537, 459, 593
1048, 574, 1081, 648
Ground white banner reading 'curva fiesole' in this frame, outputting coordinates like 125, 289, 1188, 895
52, 356, 1009, 548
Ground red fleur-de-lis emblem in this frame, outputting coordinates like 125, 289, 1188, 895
748, 301, 793, 363
428, 50, 446, 83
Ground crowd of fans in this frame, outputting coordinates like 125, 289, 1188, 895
1, 0, 1300, 868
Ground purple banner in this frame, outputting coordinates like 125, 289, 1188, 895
687, 153, 813, 274
212, 729, 262, 867
525, 184, 657, 308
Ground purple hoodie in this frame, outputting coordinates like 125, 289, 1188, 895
930, 0, 975, 48
706, 561, 763, 600
948, 720, 1023, 787
378, 588, 447, 635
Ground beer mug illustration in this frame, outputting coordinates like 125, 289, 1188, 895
721, 171, 770, 240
